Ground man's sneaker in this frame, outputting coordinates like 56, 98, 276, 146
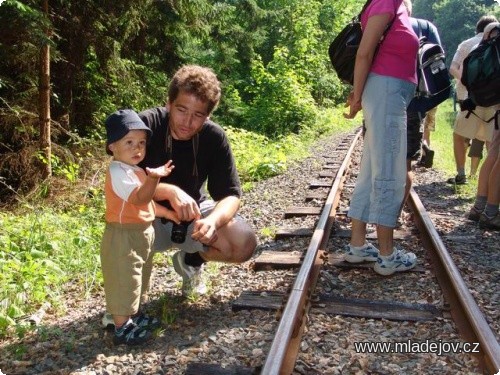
344, 242, 379, 263
373, 248, 417, 276
113, 319, 151, 346
479, 213, 500, 231
467, 206, 483, 222
102, 312, 161, 331
172, 251, 207, 297
447, 174, 467, 185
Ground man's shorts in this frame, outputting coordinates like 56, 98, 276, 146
152, 200, 217, 254
407, 111, 424, 160
454, 106, 496, 142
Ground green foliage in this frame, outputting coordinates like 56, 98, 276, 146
245, 50, 317, 137
260, 226, 277, 239
226, 125, 301, 181
36, 153, 81, 183
226, 104, 357, 182
0, 203, 104, 337
82, 47, 169, 136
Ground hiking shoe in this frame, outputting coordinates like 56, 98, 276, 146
172, 251, 207, 297
102, 312, 161, 331
344, 242, 379, 263
417, 149, 434, 168
422, 149, 434, 168
479, 213, 500, 231
113, 319, 151, 346
373, 248, 417, 276
447, 174, 467, 185
467, 206, 483, 222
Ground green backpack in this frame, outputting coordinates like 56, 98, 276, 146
461, 25, 500, 108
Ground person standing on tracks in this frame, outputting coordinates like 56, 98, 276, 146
446, 15, 498, 185
137, 65, 257, 297
403, 0, 444, 170
343, 0, 419, 275
466, 22, 500, 231
402, 0, 443, 213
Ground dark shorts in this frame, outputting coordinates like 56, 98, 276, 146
407, 111, 424, 160
468, 138, 485, 158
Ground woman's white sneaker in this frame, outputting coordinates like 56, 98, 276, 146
344, 242, 379, 263
374, 248, 417, 276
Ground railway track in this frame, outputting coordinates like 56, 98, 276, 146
1, 128, 498, 375
187, 128, 499, 375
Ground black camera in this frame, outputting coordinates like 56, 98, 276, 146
171, 221, 191, 244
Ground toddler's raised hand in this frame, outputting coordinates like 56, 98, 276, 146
146, 160, 174, 178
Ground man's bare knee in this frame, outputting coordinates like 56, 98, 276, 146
235, 231, 257, 263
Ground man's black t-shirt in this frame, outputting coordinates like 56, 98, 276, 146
138, 107, 241, 207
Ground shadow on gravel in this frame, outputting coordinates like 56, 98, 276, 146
0, 289, 249, 374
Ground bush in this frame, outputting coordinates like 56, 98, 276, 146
244, 49, 317, 137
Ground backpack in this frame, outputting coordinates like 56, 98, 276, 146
328, 0, 395, 85
460, 25, 500, 129
407, 21, 452, 115
461, 26, 500, 108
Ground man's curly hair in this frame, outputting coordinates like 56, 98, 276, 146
167, 65, 221, 114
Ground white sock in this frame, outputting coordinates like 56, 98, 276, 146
379, 248, 396, 260
349, 242, 368, 251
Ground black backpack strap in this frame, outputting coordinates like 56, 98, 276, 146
422, 20, 430, 38
467, 109, 500, 130
415, 19, 424, 38
493, 110, 500, 130
358, 0, 374, 19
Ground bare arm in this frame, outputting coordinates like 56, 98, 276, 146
449, 46, 463, 81
154, 202, 180, 224
128, 161, 174, 206
191, 195, 241, 245
449, 60, 461, 81
345, 13, 392, 119
153, 182, 201, 221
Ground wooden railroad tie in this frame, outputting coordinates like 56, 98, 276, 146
275, 227, 314, 240
253, 251, 425, 273
185, 363, 254, 375
275, 227, 413, 240
309, 180, 332, 188
283, 206, 322, 218
334, 228, 414, 241
232, 291, 441, 322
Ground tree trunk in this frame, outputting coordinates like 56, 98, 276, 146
39, 0, 51, 179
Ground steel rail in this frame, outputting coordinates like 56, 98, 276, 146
260, 129, 363, 375
408, 188, 500, 374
